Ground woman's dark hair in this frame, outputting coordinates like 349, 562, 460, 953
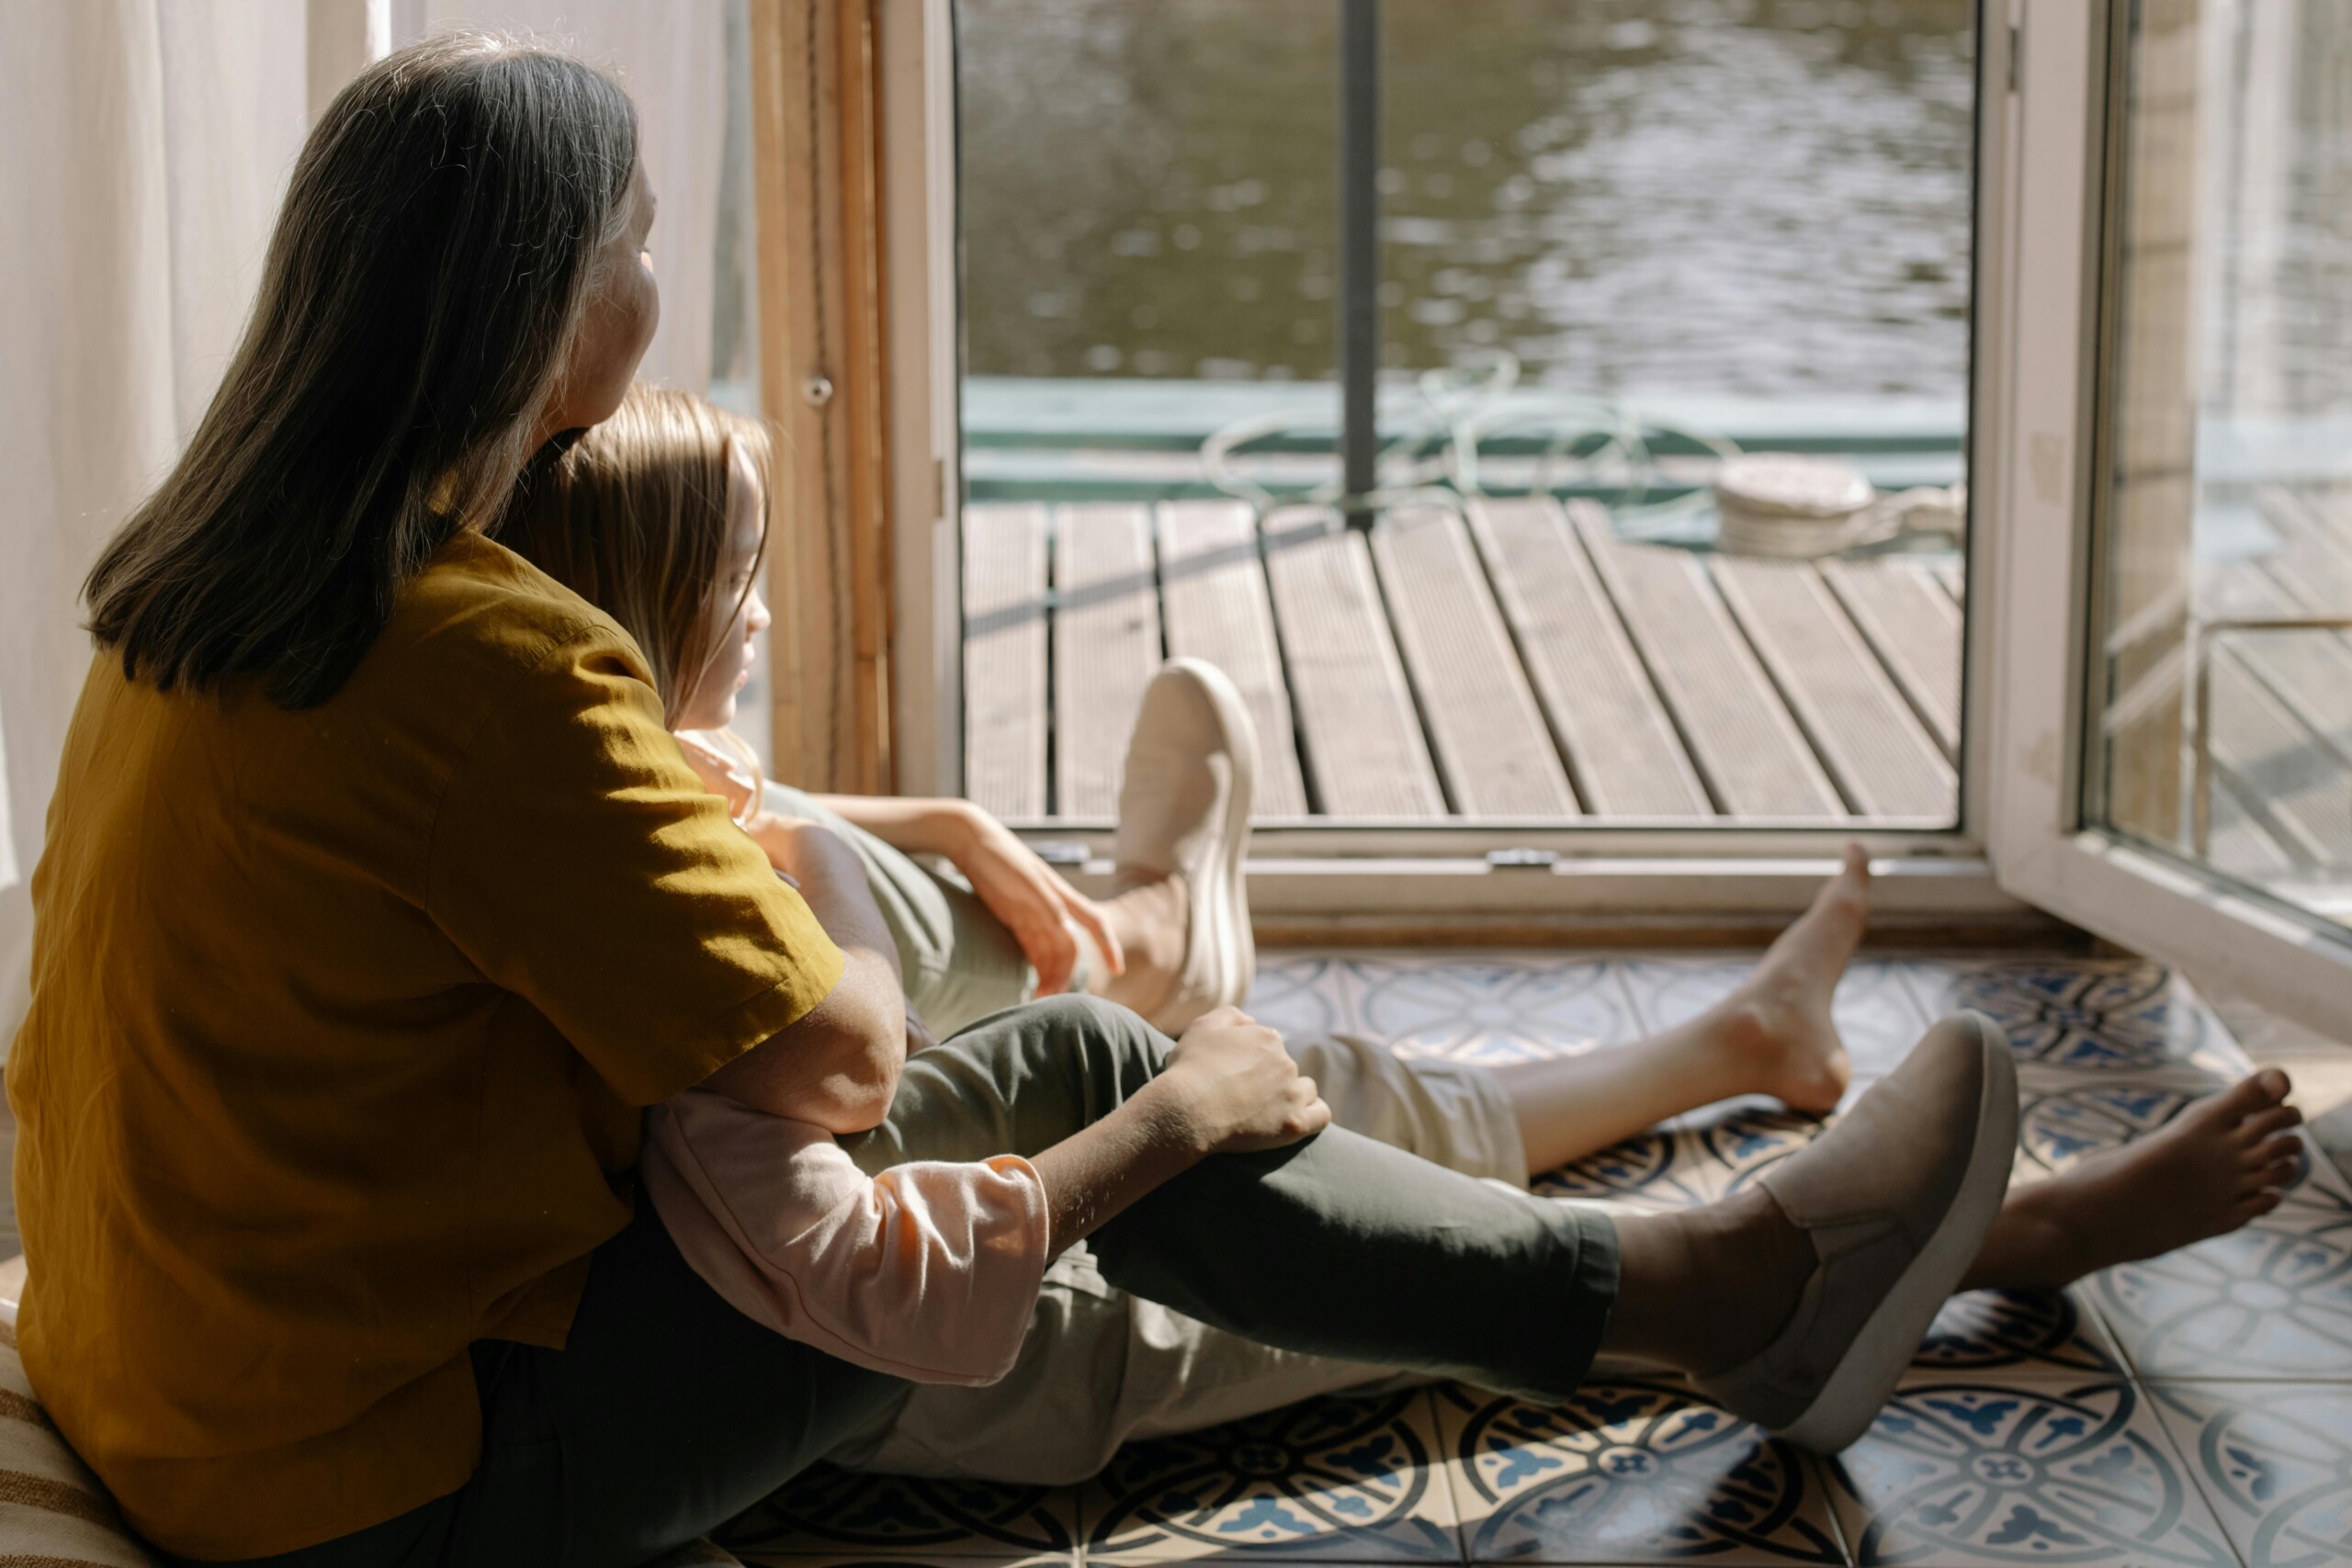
83, 32, 639, 707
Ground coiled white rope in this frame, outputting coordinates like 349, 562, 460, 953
1197, 350, 1963, 558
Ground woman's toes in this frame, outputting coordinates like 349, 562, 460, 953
2200, 1069, 2290, 1128
2237, 1103, 2306, 1145
2247, 1132, 2305, 1169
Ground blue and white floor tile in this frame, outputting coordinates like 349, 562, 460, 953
2086, 1148, 2352, 1382
1350, 957, 1634, 1066
1241, 956, 1357, 1042
722, 1469, 1082, 1560
2146, 1381, 2352, 1568
1903, 958, 2252, 1079
773, 952, 2345, 1568
1826, 1377, 2240, 1566
1913, 1288, 2130, 1382
1435, 1379, 1847, 1564
1078, 1390, 1462, 1562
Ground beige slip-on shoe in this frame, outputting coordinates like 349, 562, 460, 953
1112, 660, 1258, 1033
1694, 1010, 2018, 1453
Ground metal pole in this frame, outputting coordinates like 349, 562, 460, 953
1339, 0, 1380, 526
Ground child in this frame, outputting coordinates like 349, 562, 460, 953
501, 383, 2306, 1476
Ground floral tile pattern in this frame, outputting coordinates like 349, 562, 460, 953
2086, 1156, 2352, 1382
779, 951, 2344, 1568
1079, 1391, 1462, 1562
1913, 1289, 2129, 1381
722, 1469, 1081, 1560
1826, 1379, 2238, 1566
1436, 1379, 1847, 1564
1351, 958, 1633, 1065
1902, 959, 2253, 1078
1245, 957, 1357, 1042
2146, 1381, 2352, 1568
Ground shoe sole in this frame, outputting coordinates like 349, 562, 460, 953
1778, 1010, 2018, 1452
1171, 659, 1258, 1006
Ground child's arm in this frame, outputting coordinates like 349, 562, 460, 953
645, 1008, 1329, 1386
813, 795, 1123, 996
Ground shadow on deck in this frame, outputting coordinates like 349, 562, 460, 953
962, 495, 1963, 830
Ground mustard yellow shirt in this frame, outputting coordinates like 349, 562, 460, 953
6, 531, 844, 1559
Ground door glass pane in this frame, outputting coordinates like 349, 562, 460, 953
956, 2, 1973, 831
2090, 0, 2352, 935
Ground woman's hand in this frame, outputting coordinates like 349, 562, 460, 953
1147, 1006, 1331, 1156
944, 805, 1125, 997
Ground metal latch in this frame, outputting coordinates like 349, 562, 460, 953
1485, 848, 1559, 870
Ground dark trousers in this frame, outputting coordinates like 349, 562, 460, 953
194, 996, 1617, 1568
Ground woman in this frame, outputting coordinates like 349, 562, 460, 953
11, 33, 2020, 1568
506, 382, 2312, 1483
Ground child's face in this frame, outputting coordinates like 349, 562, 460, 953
674, 443, 771, 731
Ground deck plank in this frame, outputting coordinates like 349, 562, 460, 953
961, 502, 1048, 818
1372, 506, 1578, 817
1572, 504, 1844, 819
1468, 497, 1710, 818
1262, 508, 1446, 818
2258, 486, 2352, 614
1051, 503, 1161, 819
1820, 558, 1963, 761
2209, 774, 2299, 882
1712, 555, 1955, 818
1156, 501, 1309, 818
2209, 648, 2352, 868
1930, 558, 1965, 604
2198, 561, 2352, 863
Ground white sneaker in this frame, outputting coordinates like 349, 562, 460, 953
1112, 660, 1258, 1032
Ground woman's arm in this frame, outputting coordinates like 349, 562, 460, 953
705, 822, 908, 1134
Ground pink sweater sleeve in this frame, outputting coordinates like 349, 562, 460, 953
640, 1088, 1051, 1384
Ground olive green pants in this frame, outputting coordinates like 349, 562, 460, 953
206, 997, 1619, 1568
774, 783, 1548, 1484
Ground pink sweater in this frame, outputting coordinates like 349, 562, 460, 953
640, 1088, 1051, 1384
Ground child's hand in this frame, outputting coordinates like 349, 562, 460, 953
1148, 1006, 1330, 1156
945, 804, 1125, 996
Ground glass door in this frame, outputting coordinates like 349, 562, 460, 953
1985, 0, 2352, 1030
946, 0, 1983, 852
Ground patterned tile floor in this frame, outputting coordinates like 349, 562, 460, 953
721, 953, 2352, 1568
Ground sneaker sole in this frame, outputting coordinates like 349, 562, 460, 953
1778, 1010, 2018, 1452
1170, 658, 1258, 1004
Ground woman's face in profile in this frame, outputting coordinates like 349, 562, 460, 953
543, 161, 662, 439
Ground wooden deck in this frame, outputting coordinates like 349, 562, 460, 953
963, 495, 1962, 826
2195, 483, 2352, 892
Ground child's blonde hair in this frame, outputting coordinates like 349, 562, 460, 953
499, 383, 775, 813
502, 383, 772, 725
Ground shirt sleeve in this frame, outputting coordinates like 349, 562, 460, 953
428, 625, 844, 1106
640, 1089, 1051, 1385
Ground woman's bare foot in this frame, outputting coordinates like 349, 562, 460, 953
1696, 844, 1870, 1114
1961, 1068, 2304, 1292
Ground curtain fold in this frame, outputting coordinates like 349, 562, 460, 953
0, 0, 729, 1036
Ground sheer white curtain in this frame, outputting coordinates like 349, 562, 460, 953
0, 0, 730, 1035
0, 1, 311, 1032
406, 1, 730, 391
